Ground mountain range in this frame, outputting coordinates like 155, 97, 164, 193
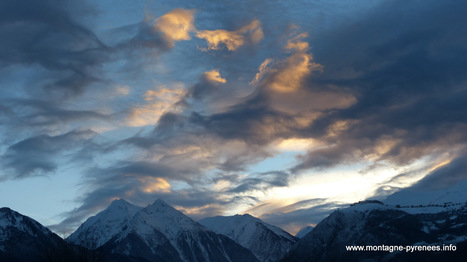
2, 180, 467, 261
68, 199, 259, 262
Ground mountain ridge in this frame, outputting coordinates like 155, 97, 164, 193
67, 199, 259, 262
0, 207, 101, 262
281, 201, 467, 262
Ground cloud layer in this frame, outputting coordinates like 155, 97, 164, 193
1, 0, 467, 235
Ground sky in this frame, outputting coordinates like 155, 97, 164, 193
1, 0, 467, 236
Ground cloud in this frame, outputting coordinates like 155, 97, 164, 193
0, 0, 108, 97
204, 69, 227, 83
249, 58, 272, 86
127, 85, 186, 127
1, 99, 109, 129
154, 9, 196, 47
245, 198, 345, 234
227, 171, 289, 193
264, 33, 322, 93
183, 69, 227, 101
187, 29, 354, 148
196, 19, 263, 51
408, 154, 467, 191
1, 129, 97, 179
261, 202, 345, 234
290, 0, 467, 173
33, 0, 467, 236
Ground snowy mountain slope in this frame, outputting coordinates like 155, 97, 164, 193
0, 207, 98, 262
281, 201, 467, 262
130, 200, 258, 262
200, 214, 297, 262
68, 199, 259, 262
384, 179, 467, 214
67, 199, 142, 249
134, 199, 203, 242
295, 226, 313, 239
100, 226, 182, 262
0, 207, 52, 240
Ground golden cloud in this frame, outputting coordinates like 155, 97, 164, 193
284, 33, 310, 52
276, 138, 319, 152
268, 53, 320, 93
139, 177, 171, 193
254, 31, 356, 122
204, 69, 227, 83
154, 9, 195, 46
174, 203, 223, 217
196, 19, 263, 51
254, 33, 321, 93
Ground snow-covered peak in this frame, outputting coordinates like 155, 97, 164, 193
98, 199, 142, 221
76, 198, 141, 229
66, 199, 142, 249
108, 198, 138, 210
200, 213, 296, 262
145, 199, 176, 212
0, 208, 23, 229
133, 199, 202, 241
201, 214, 294, 242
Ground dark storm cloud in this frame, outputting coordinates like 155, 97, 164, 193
1, 129, 96, 179
85, 161, 196, 184
188, 92, 297, 145
118, 111, 274, 172
1, 99, 109, 129
292, 0, 467, 172
0, 0, 108, 96
116, 21, 171, 51
408, 154, 467, 191
184, 72, 224, 101
0, 1, 193, 180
